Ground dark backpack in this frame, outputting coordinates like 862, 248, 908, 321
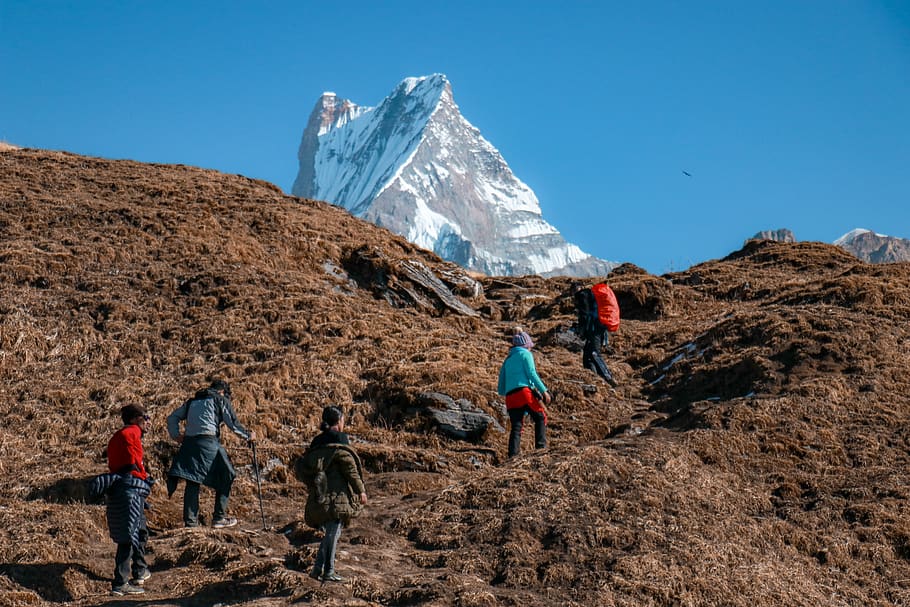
574, 287, 599, 336
294, 452, 330, 506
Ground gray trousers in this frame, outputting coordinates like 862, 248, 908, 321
312, 520, 343, 576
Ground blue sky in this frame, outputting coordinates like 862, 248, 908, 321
2, 1, 908, 274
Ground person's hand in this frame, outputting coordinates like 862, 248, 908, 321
248, 430, 257, 443
359, 492, 368, 505
543, 391, 552, 405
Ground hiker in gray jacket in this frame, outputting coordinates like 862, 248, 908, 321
295, 406, 367, 583
166, 380, 255, 528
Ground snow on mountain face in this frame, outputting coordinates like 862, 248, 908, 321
834, 228, 910, 263
833, 228, 886, 246
292, 74, 615, 277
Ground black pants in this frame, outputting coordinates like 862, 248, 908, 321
508, 406, 546, 457
113, 520, 148, 587
582, 329, 615, 383
184, 481, 230, 526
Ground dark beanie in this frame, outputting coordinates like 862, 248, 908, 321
210, 379, 231, 396
120, 404, 147, 424
320, 405, 344, 430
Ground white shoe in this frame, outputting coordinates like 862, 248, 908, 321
212, 517, 238, 529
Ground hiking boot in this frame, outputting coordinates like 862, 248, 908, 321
321, 572, 345, 583
308, 568, 322, 581
130, 570, 151, 585
111, 583, 145, 596
212, 517, 238, 529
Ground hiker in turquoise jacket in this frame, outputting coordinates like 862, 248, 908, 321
497, 328, 551, 457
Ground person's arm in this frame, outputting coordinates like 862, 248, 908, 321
521, 350, 547, 395
166, 402, 188, 440
336, 449, 368, 504
497, 359, 508, 396
219, 396, 252, 441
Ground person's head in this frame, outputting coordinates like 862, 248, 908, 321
120, 404, 148, 428
511, 331, 534, 350
209, 379, 231, 397
320, 405, 345, 432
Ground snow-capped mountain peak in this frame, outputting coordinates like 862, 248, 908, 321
292, 74, 615, 277
833, 228, 910, 263
833, 228, 887, 246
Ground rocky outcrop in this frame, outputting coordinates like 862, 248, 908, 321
747, 228, 796, 244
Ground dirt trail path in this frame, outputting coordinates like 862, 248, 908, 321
65, 471, 469, 606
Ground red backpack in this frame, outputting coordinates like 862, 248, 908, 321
591, 283, 620, 332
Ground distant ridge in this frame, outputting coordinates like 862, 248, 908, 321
748, 227, 910, 263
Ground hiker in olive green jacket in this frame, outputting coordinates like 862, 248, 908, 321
296, 406, 367, 583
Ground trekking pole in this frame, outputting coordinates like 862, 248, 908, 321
250, 441, 267, 530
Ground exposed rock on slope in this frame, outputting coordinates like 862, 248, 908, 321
2, 149, 910, 606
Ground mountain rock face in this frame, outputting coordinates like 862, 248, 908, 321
748, 228, 796, 244
292, 74, 615, 277
834, 228, 910, 263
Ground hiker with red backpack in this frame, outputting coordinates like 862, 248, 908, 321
497, 327, 551, 458
574, 283, 620, 387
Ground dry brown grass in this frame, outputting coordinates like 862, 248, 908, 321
0, 149, 909, 605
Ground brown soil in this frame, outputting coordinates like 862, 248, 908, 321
1, 148, 909, 606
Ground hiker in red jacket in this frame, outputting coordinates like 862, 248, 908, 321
104, 404, 152, 595
108, 405, 149, 481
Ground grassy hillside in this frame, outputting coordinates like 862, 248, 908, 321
1, 148, 909, 606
